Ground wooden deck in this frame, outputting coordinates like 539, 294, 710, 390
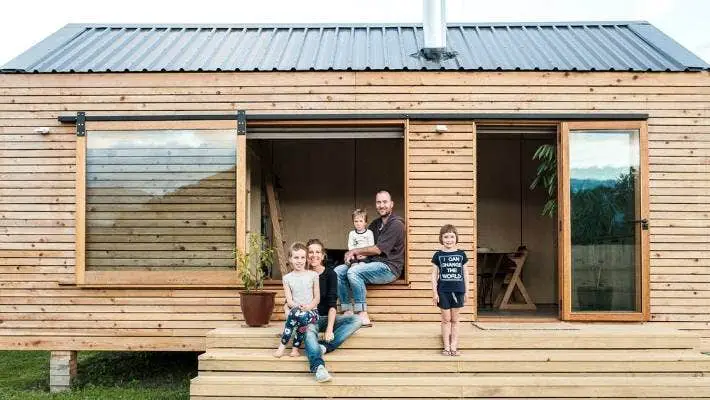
191, 322, 710, 399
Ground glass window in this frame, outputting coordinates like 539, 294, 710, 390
569, 130, 640, 312
85, 130, 236, 273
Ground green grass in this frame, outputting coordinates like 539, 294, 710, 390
0, 351, 197, 400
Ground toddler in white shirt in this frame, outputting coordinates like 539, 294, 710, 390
346, 209, 374, 265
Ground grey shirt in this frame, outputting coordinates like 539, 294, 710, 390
368, 214, 406, 278
283, 270, 318, 306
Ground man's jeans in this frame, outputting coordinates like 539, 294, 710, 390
304, 315, 362, 372
334, 261, 396, 312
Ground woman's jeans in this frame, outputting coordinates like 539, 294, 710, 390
334, 261, 396, 312
304, 315, 362, 372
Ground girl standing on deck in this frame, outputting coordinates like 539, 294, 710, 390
274, 242, 320, 358
431, 224, 470, 356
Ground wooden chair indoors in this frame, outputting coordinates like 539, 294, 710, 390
477, 250, 506, 308
493, 246, 536, 311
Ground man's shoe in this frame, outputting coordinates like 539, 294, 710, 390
315, 365, 332, 383
319, 344, 327, 356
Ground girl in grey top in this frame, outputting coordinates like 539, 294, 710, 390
274, 242, 320, 358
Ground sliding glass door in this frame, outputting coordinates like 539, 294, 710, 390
560, 121, 649, 321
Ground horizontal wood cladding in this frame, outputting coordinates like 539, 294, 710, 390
407, 121, 476, 320
0, 71, 708, 88
1, 70, 709, 350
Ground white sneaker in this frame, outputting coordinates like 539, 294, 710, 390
319, 344, 327, 356
315, 365, 332, 383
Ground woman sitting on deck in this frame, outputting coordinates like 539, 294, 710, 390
303, 239, 363, 383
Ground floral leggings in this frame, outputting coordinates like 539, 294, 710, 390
280, 308, 319, 347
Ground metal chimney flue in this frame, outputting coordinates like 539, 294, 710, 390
423, 0, 446, 51
419, 0, 456, 62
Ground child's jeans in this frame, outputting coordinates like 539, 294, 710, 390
280, 307, 319, 347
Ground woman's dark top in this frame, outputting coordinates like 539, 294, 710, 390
317, 267, 338, 316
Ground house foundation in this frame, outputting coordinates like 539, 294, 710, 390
49, 350, 77, 392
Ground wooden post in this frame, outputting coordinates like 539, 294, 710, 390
471, 121, 477, 322
75, 112, 86, 284
50, 350, 77, 392
236, 111, 247, 254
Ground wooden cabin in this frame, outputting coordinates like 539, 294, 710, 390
1, 21, 710, 397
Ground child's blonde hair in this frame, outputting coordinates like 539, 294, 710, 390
287, 242, 308, 270
438, 224, 458, 245
352, 208, 368, 222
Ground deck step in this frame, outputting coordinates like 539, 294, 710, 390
190, 374, 710, 398
193, 323, 709, 399
206, 322, 701, 350
198, 348, 710, 373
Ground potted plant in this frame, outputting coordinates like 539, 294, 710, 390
235, 234, 276, 327
576, 262, 613, 311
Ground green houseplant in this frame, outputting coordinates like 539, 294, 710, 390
530, 143, 557, 218
235, 234, 276, 327
530, 142, 635, 311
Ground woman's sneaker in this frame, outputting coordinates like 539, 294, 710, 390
314, 365, 332, 382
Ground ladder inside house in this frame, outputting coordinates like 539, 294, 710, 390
265, 178, 288, 276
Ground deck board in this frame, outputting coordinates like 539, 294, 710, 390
191, 322, 710, 398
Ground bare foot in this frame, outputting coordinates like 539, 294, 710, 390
343, 310, 354, 316
358, 311, 372, 326
289, 347, 300, 357
273, 344, 286, 358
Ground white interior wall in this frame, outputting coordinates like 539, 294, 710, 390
477, 137, 557, 304
251, 139, 404, 254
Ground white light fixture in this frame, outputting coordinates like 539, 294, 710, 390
435, 124, 448, 133
34, 127, 50, 135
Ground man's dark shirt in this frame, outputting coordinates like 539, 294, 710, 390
368, 213, 406, 278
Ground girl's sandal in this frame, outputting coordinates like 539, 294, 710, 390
441, 349, 451, 356
450, 349, 461, 356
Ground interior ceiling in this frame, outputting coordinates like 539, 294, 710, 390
246, 125, 403, 139
248, 124, 556, 140
477, 125, 557, 140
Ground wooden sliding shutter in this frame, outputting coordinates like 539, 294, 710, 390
75, 120, 245, 286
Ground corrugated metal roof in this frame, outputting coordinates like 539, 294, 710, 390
3, 21, 708, 73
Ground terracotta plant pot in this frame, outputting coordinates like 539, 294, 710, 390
239, 291, 276, 327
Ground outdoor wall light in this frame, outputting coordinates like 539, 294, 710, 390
435, 124, 448, 133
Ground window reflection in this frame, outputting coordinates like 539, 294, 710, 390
570, 131, 639, 312
85, 130, 237, 271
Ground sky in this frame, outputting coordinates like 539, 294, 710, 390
1, 0, 709, 66
570, 133, 638, 179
